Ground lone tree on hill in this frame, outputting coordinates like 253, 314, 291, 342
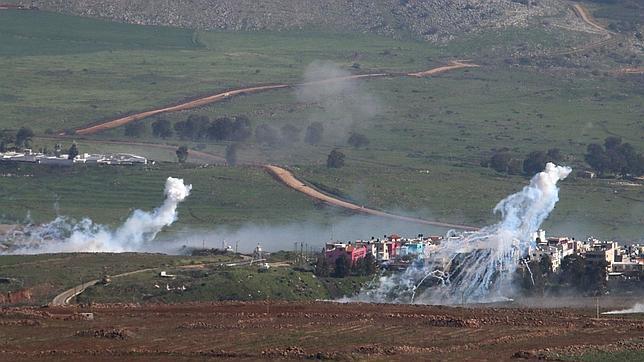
347, 132, 370, 148
225, 143, 239, 166
523, 150, 548, 175
326, 149, 345, 168
314, 255, 330, 277
176, 145, 189, 163
151, 118, 173, 139
67, 143, 79, 160
490, 151, 511, 173
333, 254, 352, 278
304, 122, 324, 145
124, 122, 146, 138
15, 127, 34, 149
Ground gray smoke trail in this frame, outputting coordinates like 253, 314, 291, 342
296, 60, 381, 140
354, 163, 572, 305
603, 303, 644, 314
3, 177, 191, 254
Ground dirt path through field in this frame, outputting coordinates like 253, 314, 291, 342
571, 3, 610, 34
66, 62, 480, 231
51, 268, 155, 306
73, 61, 477, 136
264, 165, 479, 231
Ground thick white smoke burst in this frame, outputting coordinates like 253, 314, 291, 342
355, 163, 571, 305
3, 177, 191, 254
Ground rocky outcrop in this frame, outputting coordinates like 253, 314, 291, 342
21, 0, 566, 41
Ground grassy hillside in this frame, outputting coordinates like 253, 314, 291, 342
0, 252, 220, 304
0, 9, 591, 132
78, 265, 370, 304
0, 162, 327, 227
0, 9, 641, 242
0, 252, 370, 305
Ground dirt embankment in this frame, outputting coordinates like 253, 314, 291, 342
1, 301, 643, 360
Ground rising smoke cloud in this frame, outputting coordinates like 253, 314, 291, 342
2, 177, 191, 254
354, 163, 572, 305
296, 60, 381, 140
603, 303, 644, 315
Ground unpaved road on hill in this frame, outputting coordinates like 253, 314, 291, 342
68, 62, 480, 230
544, 3, 615, 57
51, 268, 154, 306
571, 3, 610, 34
3, 301, 644, 360
73, 61, 478, 135
264, 165, 479, 231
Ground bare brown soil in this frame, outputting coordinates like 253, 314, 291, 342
264, 164, 479, 231
1, 301, 643, 361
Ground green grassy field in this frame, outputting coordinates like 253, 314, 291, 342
0, 252, 234, 304
78, 264, 370, 304
0, 162, 329, 227
0, 9, 593, 132
0, 9, 641, 242
0, 251, 370, 305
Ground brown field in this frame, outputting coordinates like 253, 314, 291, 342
1, 301, 643, 361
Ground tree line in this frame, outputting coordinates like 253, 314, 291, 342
484, 147, 564, 175
126, 114, 328, 147
585, 136, 644, 177
517, 254, 609, 297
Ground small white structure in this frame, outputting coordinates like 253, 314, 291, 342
159, 271, 175, 278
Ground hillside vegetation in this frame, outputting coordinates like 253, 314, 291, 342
18, 0, 566, 41
0, 5, 641, 241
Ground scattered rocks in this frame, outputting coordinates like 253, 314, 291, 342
17, 0, 566, 41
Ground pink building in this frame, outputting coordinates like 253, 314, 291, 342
325, 243, 367, 265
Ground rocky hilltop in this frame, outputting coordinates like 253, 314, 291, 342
20, 0, 567, 41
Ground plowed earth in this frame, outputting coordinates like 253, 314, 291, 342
1, 301, 643, 361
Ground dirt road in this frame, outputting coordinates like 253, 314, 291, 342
74, 84, 290, 135
50, 268, 154, 306
408, 60, 479, 77
68, 62, 482, 231
72, 61, 477, 136
571, 3, 610, 34
3, 301, 643, 360
264, 164, 479, 231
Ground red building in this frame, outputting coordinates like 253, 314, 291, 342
325, 243, 367, 265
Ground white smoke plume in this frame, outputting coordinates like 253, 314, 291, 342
296, 60, 381, 140
2, 177, 191, 254
354, 163, 572, 305
603, 303, 644, 315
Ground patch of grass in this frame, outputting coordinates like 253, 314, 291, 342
0, 162, 327, 227
0, 252, 215, 304
0, 9, 593, 132
79, 264, 370, 303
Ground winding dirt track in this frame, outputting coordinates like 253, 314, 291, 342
543, 3, 616, 58
264, 165, 479, 231
571, 3, 610, 34
73, 61, 478, 135
51, 268, 154, 306
69, 62, 480, 230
